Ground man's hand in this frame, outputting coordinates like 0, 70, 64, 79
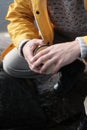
22, 39, 45, 73
30, 40, 81, 74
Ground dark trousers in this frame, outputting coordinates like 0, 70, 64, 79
0, 67, 46, 129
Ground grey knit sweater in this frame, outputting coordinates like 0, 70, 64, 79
47, 0, 87, 39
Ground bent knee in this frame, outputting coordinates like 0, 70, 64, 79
3, 55, 13, 76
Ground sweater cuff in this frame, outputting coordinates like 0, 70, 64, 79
75, 37, 87, 58
18, 39, 29, 57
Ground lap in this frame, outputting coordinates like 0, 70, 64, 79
3, 48, 48, 78
0, 66, 46, 129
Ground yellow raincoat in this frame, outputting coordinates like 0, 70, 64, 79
1, 0, 87, 59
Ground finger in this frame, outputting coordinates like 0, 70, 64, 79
31, 47, 50, 63
28, 39, 45, 51
52, 59, 63, 74
39, 58, 56, 74
27, 39, 46, 62
31, 53, 52, 70
30, 63, 42, 73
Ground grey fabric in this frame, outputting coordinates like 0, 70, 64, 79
76, 37, 87, 58
47, 0, 87, 40
3, 48, 51, 79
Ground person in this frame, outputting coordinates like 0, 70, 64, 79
2, 0, 87, 76
1, 0, 87, 129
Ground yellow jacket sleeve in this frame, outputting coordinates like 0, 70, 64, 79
6, 0, 40, 48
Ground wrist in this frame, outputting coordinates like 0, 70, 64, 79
21, 41, 29, 57
18, 39, 29, 57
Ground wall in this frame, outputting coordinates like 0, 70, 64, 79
0, 0, 13, 32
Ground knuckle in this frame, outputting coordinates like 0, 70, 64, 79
39, 57, 44, 63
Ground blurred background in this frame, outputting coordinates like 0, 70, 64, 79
0, 0, 13, 32
0, 0, 13, 53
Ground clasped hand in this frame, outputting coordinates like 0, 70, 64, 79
23, 39, 80, 74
